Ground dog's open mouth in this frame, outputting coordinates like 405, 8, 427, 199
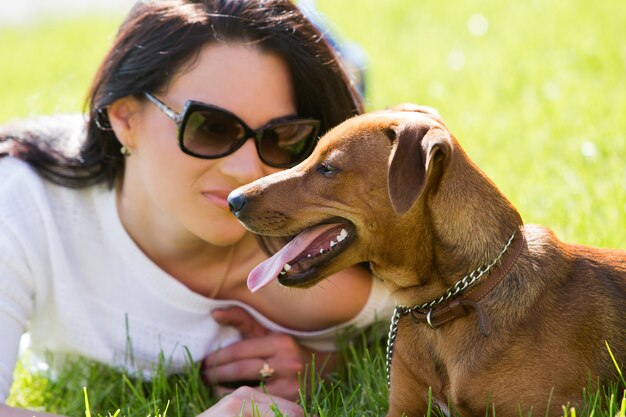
247, 222, 355, 292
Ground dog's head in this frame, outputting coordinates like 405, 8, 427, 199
228, 105, 453, 292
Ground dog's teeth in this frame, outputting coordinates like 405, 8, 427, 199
279, 271, 286, 275
337, 229, 348, 242
319, 248, 324, 254
307, 254, 312, 258
330, 240, 336, 248
283, 263, 291, 271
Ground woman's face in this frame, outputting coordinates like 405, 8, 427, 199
119, 43, 296, 246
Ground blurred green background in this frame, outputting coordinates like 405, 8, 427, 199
0, 0, 624, 249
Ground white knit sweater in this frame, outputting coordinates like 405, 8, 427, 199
0, 156, 394, 401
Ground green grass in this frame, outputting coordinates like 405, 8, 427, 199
0, 17, 117, 119
318, 0, 626, 250
1, 0, 625, 415
8, 336, 626, 417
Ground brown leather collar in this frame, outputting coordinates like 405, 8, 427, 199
410, 226, 526, 336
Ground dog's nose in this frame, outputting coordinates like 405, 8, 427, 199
227, 191, 247, 218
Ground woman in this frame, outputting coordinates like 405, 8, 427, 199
0, 1, 393, 416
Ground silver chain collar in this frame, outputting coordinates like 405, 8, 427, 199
384, 231, 516, 387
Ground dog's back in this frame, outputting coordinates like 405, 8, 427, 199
560, 236, 626, 376
441, 225, 625, 416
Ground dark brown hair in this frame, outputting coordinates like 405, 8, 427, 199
1, 0, 363, 188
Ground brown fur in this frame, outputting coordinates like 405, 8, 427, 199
230, 106, 626, 416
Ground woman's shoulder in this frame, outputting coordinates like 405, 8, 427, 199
0, 156, 111, 233
0, 155, 44, 192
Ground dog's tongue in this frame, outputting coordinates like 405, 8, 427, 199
247, 223, 342, 292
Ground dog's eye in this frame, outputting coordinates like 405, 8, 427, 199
316, 163, 339, 176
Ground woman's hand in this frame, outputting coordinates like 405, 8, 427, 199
204, 306, 337, 401
197, 386, 304, 417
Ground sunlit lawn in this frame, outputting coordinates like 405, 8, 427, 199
1, 0, 624, 415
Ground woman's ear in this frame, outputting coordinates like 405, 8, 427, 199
107, 96, 142, 149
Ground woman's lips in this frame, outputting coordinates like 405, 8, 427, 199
202, 190, 232, 210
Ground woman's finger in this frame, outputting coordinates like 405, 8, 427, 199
204, 333, 300, 367
209, 361, 305, 402
212, 306, 270, 339
204, 357, 268, 384
199, 386, 304, 417
230, 386, 304, 416
204, 337, 275, 368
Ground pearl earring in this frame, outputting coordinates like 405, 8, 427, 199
120, 145, 132, 156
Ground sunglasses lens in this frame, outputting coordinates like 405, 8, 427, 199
259, 122, 317, 167
179, 104, 318, 167
182, 110, 245, 156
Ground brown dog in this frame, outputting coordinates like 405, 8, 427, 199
228, 105, 626, 416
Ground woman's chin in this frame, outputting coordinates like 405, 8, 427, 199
200, 221, 248, 247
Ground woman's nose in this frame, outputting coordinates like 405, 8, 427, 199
218, 139, 265, 184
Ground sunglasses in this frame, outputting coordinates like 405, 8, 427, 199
143, 92, 320, 168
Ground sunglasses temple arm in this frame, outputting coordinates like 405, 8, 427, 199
143, 92, 183, 124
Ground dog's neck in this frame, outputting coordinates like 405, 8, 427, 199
383, 148, 523, 307
384, 226, 526, 387
408, 226, 524, 331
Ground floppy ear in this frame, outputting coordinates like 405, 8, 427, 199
387, 122, 451, 214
